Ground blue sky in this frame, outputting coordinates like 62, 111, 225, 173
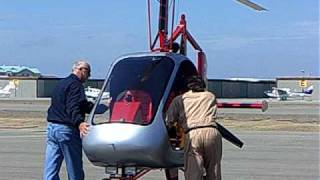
0, 0, 318, 79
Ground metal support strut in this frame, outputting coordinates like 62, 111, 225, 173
103, 168, 152, 180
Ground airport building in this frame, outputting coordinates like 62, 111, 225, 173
0, 77, 104, 98
0, 76, 319, 100
208, 78, 275, 98
0, 65, 41, 77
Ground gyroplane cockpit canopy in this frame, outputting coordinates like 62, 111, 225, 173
91, 54, 175, 125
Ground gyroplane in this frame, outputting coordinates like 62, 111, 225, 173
83, 0, 267, 179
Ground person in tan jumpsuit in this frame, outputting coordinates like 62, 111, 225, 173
166, 75, 222, 180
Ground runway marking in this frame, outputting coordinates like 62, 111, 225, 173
0, 133, 45, 138
0, 135, 43, 139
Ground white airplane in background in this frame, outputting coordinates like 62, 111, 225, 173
85, 86, 110, 100
0, 81, 17, 97
264, 85, 314, 100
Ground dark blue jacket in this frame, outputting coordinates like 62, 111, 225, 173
47, 74, 93, 127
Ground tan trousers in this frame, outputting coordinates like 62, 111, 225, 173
184, 128, 222, 180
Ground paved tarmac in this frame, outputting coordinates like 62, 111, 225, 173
0, 98, 319, 118
0, 129, 318, 180
0, 98, 319, 179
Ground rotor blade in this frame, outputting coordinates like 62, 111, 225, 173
235, 0, 267, 11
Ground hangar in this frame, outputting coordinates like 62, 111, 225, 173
0, 76, 318, 100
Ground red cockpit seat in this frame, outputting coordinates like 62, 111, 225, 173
111, 90, 153, 124
110, 101, 141, 123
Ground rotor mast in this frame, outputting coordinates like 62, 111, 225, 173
151, 0, 266, 53
158, 0, 169, 51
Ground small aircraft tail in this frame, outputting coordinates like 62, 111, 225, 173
303, 85, 314, 94
1, 81, 16, 92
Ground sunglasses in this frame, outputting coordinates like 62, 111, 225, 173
79, 67, 89, 71
79, 67, 91, 76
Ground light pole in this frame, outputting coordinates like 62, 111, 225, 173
300, 70, 305, 99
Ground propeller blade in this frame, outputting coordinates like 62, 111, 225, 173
235, 0, 267, 11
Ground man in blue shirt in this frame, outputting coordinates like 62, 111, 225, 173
44, 60, 93, 180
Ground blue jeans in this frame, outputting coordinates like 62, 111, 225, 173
43, 122, 84, 180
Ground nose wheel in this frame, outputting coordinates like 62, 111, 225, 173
102, 168, 151, 180
101, 168, 182, 180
